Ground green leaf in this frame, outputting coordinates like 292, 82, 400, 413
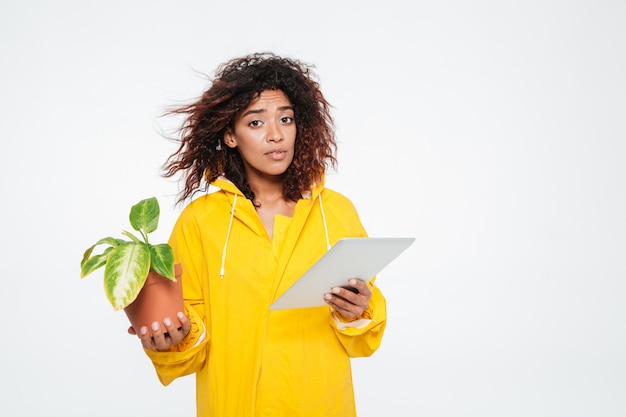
150, 243, 175, 281
129, 197, 160, 236
80, 246, 115, 278
99, 236, 125, 247
80, 237, 123, 265
81, 245, 97, 268
103, 242, 151, 310
80, 237, 122, 268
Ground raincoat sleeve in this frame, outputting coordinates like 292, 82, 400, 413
323, 190, 388, 357
329, 277, 387, 357
144, 208, 210, 386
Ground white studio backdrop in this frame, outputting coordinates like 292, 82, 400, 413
1, 1, 625, 416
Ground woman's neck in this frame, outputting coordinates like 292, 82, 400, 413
248, 176, 296, 238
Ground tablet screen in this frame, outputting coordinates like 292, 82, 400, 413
270, 237, 415, 310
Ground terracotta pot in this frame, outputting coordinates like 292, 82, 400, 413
124, 263, 184, 337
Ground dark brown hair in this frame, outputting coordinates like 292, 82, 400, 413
162, 52, 337, 205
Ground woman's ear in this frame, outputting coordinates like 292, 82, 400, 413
224, 128, 237, 148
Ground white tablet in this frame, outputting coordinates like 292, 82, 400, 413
270, 237, 415, 310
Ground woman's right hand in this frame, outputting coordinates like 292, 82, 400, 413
127, 311, 191, 351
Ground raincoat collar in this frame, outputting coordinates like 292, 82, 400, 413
210, 174, 329, 282
210, 174, 326, 201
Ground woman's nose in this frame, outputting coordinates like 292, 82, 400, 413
266, 123, 283, 142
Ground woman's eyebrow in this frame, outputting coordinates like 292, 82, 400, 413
241, 105, 294, 118
241, 108, 264, 118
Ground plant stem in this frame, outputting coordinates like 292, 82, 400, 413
139, 229, 149, 244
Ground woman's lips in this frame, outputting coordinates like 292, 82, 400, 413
265, 149, 287, 160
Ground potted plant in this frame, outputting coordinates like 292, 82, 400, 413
80, 196, 183, 336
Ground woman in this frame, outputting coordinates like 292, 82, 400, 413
135, 52, 387, 416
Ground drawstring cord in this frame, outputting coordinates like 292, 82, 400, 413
318, 193, 331, 251
221, 191, 328, 279
220, 193, 237, 279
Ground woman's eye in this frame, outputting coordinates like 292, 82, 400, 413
249, 120, 263, 127
281, 116, 294, 124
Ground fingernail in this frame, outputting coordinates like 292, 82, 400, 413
151, 322, 160, 331
350, 279, 357, 286
332, 287, 341, 294
324, 294, 332, 300
164, 317, 172, 326
177, 312, 184, 319
140, 327, 148, 335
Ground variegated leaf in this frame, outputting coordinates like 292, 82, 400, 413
150, 243, 175, 281
104, 242, 150, 310
80, 246, 115, 278
129, 197, 160, 235
80, 237, 120, 268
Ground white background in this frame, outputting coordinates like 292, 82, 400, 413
1, 1, 625, 416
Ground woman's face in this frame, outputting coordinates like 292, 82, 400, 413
224, 89, 297, 181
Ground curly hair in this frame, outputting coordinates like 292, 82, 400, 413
162, 52, 337, 205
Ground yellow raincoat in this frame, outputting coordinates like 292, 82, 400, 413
145, 178, 386, 416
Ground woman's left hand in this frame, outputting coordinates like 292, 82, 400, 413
127, 312, 191, 351
324, 278, 372, 320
